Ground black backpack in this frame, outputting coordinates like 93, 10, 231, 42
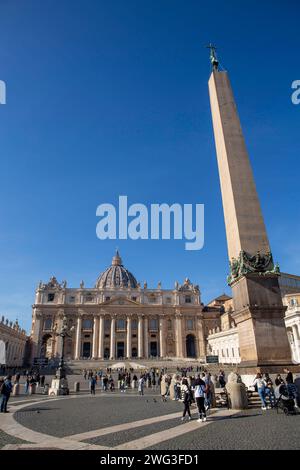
0, 381, 7, 394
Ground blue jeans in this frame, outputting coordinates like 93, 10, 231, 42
0, 394, 9, 412
265, 387, 275, 407
258, 387, 266, 407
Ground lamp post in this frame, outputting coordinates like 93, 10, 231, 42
54, 315, 74, 379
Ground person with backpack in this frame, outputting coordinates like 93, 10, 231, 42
181, 378, 192, 421
0, 375, 13, 413
194, 375, 207, 422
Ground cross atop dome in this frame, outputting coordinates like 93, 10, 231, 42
112, 249, 122, 266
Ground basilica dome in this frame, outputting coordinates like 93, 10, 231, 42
95, 251, 138, 289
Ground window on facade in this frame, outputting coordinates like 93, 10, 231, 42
69, 296, 76, 303
185, 296, 192, 303
85, 293, 94, 302
82, 319, 93, 329
290, 298, 297, 307
166, 297, 172, 304
104, 319, 111, 330
227, 348, 229, 357
44, 318, 52, 330
168, 319, 172, 330
116, 319, 126, 330
105, 296, 110, 301
131, 296, 137, 302
149, 319, 158, 331
47, 293, 55, 302
131, 320, 138, 330
232, 348, 235, 357
186, 319, 194, 330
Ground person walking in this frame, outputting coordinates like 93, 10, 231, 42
194, 375, 207, 422
25, 376, 30, 394
103, 375, 108, 391
160, 374, 168, 402
138, 376, 145, 396
218, 370, 226, 388
0, 375, 13, 413
89, 375, 96, 395
120, 378, 126, 393
181, 379, 192, 421
253, 373, 267, 410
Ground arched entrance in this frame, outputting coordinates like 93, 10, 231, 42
40, 334, 53, 358
104, 347, 110, 359
82, 342, 91, 358
132, 347, 138, 358
150, 341, 158, 357
117, 341, 125, 359
186, 334, 196, 358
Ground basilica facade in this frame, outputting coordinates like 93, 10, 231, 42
31, 252, 220, 363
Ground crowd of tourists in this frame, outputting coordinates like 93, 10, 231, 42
2, 364, 299, 418
252, 368, 299, 410
81, 366, 225, 423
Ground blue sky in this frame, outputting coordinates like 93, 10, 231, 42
0, 0, 299, 332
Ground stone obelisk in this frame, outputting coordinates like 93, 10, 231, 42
207, 45, 293, 371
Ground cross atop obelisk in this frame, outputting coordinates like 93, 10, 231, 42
206, 43, 219, 70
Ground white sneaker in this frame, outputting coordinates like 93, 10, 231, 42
202, 417, 207, 422
181, 417, 185, 421
197, 418, 202, 423
188, 416, 192, 421
267, 405, 271, 410
261, 406, 267, 410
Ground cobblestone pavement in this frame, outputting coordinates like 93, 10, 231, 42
0, 429, 29, 449
1, 391, 300, 450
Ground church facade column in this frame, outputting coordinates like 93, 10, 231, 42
75, 316, 82, 360
110, 316, 116, 359
92, 316, 99, 359
175, 313, 183, 358
292, 324, 300, 363
159, 316, 166, 358
31, 309, 42, 362
144, 317, 149, 358
55, 310, 64, 358
98, 315, 104, 359
138, 316, 143, 358
196, 315, 206, 358
126, 316, 132, 358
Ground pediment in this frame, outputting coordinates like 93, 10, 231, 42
100, 296, 140, 306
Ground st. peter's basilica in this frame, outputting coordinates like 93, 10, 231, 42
30, 251, 221, 363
